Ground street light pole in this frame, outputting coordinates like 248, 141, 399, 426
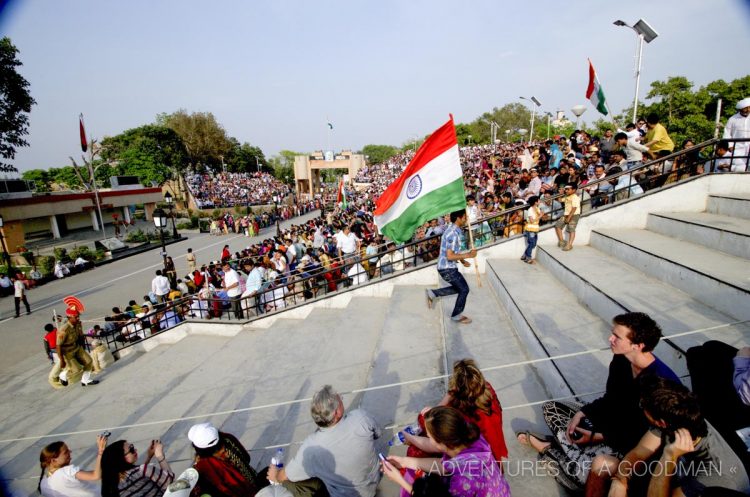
164, 191, 179, 239
152, 208, 168, 270
273, 194, 281, 238
614, 19, 659, 123
546, 113, 552, 140
520, 96, 542, 142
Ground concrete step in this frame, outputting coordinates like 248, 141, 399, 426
537, 245, 750, 371
646, 211, 750, 259
0, 300, 395, 495
400, 277, 569, 497
486, 258, 612, 400
192, 298, 391, 469
591, 228, 750, 321
359, 286, 446, 440
708, 193, 750, 220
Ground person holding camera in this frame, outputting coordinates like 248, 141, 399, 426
38, 434, 107, 497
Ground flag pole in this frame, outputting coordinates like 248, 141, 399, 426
464, 207, 482, 287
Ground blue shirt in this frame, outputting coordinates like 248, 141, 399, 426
437, 223, 464, 270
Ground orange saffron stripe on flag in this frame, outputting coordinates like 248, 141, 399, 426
374, 117, 457, 215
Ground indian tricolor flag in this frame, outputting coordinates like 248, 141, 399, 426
586, 59, 608, 116
374, 116, 466, 243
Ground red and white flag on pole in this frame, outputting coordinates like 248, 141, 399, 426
79, 114, 88, 153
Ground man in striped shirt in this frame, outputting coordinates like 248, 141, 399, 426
425, 209, 477, 325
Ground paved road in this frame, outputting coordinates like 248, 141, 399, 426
0, 211, 322, 375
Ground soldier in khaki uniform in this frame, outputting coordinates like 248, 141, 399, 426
56, 307, 99, 387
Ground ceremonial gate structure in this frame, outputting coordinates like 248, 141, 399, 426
293, 150, 366, 197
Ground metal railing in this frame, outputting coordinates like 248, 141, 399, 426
103, 138, 748, 353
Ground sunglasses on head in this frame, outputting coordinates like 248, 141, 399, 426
126, 444, 136, 455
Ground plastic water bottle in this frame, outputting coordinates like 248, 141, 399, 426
270, 448, 285, 486
388, 423, 422, 446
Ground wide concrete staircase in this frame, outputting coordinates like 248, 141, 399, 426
1, 179, 749, 497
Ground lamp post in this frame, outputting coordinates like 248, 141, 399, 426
272, 193, 281, 238
0, 215, 11, 271
614, 18, 659, 123
518, 129, 528, 142
520, 96, 542, 141
505, 129, 511, 142
254, 156, 260, 173
467, 134, 473, 146
163, 192, 179, 239
545, 112, 553, 141
152, 208, 168, 270
571, 105, 587, 129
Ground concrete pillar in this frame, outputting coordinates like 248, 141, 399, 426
144, 202, 156, 221
90, 210, 100, 231
49, 216, 61, 239
122, 206, 131, 224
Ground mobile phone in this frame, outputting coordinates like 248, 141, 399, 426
100, 431, 111, 438
378, 453, 387, 463
571, 418, 594, 440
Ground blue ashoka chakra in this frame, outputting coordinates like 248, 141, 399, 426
406, 175, 423, 199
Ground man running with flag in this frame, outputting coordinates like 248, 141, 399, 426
374, 116, 476, 324
426, 210, 476, 324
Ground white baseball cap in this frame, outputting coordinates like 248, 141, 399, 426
187, 422, 219, 449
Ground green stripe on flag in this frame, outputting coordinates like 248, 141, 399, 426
596, 87, 608, 115
379, 178, 466, 243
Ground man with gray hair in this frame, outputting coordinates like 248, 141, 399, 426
267, 385, 381, 497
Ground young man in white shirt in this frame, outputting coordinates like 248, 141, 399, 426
11, 274, 31, 317
151, 270, 171, 303
222, 262, 243, 319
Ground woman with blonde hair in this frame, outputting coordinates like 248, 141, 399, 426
405, 359, 508, 464
38, 434, 107, 497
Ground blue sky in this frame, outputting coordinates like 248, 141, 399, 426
2, 0, 749, 172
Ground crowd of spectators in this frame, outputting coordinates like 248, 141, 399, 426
80, 117, 730, 345
186, 171, 294, 209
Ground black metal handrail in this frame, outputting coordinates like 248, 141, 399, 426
106, 138, 749, 353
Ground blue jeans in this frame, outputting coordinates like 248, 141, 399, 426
523, 231, 538, 259
434, 268, 470, 319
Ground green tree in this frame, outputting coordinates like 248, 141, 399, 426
361, 144, 399, 165
267, 150, 299, 184
49, 166, 85, 190
224, 137, 267, 173
21, 168, 50, 191
100, 124, 189, 186
637, 75, 750, 146
472, 103, 532, 143
0, 37, 36, 173
157, 109, 232, 170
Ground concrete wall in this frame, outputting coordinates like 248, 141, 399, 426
23, 217, 51, 235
